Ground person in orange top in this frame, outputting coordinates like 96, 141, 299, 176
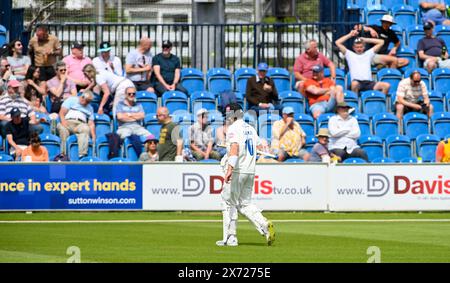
303, 65, 344, 119
21, 132, 49, 162
436, 138, 450, 163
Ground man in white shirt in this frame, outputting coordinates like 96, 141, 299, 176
92, 42, 123, 77
328, 102, 368, 162
335, 30, 390, 95
216, 103, 275, 247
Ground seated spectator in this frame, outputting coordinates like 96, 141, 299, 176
21, 132, 49, 162
125, 37, 155, 93
93, 41, 123, 77
47, 61, 77, 114
63, 41, 93, 92
304, 65, 344, 119
395, 70, 433, 127
0, 80, 43, 138
1, 58, 12, 91
356, 15, 409, 69
116, 86, 151, 140
5, 107, 31, 160
328, 102, 368, 162
293, 39, 336, 94
436, 137, 450, 162
245, 62, 282, 116
418, 21, 450, 73
139, 134, 159, 162
151, 40, 187, 96
7, 40, 31, 82
309, 128, 341, 163
271, 106, 310, 162
57, 90, 96, 159
335, 30, 390, 95
156, 106, 183, 162
83, 64, 135, 116
189, 108, 221, 161
420, 0, 450, 26
24, 66, 47, 102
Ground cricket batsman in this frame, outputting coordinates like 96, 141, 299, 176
216, 103, 275, 247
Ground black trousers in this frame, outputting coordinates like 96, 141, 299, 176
154, 82, 188, 96
331, 147, 369, 162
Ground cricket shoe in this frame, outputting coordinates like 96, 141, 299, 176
216, 235, 238, 247
265, 221, 275, 246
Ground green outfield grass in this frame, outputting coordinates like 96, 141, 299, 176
1, 212, 450, 263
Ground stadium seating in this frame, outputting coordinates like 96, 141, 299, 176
344, 90, 359, 113
431, 68, 450, 94
406, 25, 424, 51
361, 91, 387, 117
258, 113, 281, 140
416, 134, 440, 162
295, 113, 315, 137
40, 134, 61, 158
403, 112, 429, 140
429, 91, 445, 113
396, 47, 417, 71
304, 136, 318, 152
267, 68, 291, 92
376, 68, 403, 94
206, 68, 233, 95
144, 113, 161, 139
343, 157, 367, 163
353, 113, 371, 136
123, 136, 146, 161
180, 68, 205, 95
390, 25, 404, 48
386, 135, 412, 161
384, 0, 407, 10
392, 4, 417, 30
96, 136, 123, 161
0, 153, 13, 162
66, 135, 94, 161
35, 112, 52, 134
94, 114, 112, 138
234, 67, 257, 93
162, 91, 189, 113
324, 68, 346, 90
109, 157, 131, 162
400, 157, 418, 163
404, 68, 430, 91
0, 25, 7, 47
190, 91, 216, 115
372, 157, 396, 163
435, 25, 450, 50
365, 5, 389, 25
372, 112, 399, 140
431, 112, 450, 139
80, 156, 102, 162
359, 135, 384, 162
316, 113, 334, 130
136, 91, 158, 114
279, 90, 305, 114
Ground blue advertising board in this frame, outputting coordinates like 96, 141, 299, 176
0, 164, 142, 210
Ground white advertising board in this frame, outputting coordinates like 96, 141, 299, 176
329, 164, 450, 211
142, 163, 328, 211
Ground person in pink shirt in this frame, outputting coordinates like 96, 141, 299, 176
63, 41, 93, 92
47, 61, 77, 113
293, 39, 336, 95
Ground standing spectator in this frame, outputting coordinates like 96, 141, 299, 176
309, 128, 341, 163
82, 64, 135, 115
189, 108, 221, 161
356, 15, 409, 69
335, 30, 390, 95
328, 102, 368, 162
271, 106, 310, 162
304, 65, 345, 119
21, 132, 49, 162
156, 106, 183, 162
151, 40, 187, 96
245, 62, 281, 115
7, 40, 31, 82
63, 41, 92, 92
420, 0, 450, 26
47, 61, 77, 114
293, 39, 336, 94
139, 134, 159, 162
395, 70, 433, 128
436, 137, 450, 162
28, 25, 62, 81
57, 91, 96, 159
116, 86, 151, 140
125, 37, 154, 93
24, 66, 47, 102
93, 41, 123, 76
418, 21, 450, 73
5, 107, 31, 159
0, 80, 43, 138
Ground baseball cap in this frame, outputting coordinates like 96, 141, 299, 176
312, 65, 324, 73
71, 41, 85, 49
7, 80, 21, 88
10, 107, 21, 118
196, 108, 209, 116
145, 134, 158, 143
282, 106, 295, 115
424, 21, 434, 30
162, 40, 173, 48
98, 41, 112, 53
257, 62, 269, 71
380, 14, 396, 25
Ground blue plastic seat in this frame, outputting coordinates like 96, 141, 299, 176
258, 113, 281, 141
162, 90, 188, 113
431, 68, 450, 94
406, 24, 425, 51
40, 134, 61, 158
123, 135, 146, 161
267, 68, 291, 92
403, 68, 430, 91
316, 113, 334, 131
416, 134, 440, 162
324, 68, 346, 90
361, 90, 387, 117
35, 112, 51, 134
343, 157, 368, 164
392, 4, 417, 31
0, 153, 13, 162
372, 157, 396, 163
234, 67, 257, 93
304, 136, 318, 152
386, 135, 412, 162
94, 113, 112, 138
180, 68, 205, 95
279, 91, 305, 114
400, 157, 418, 163
376, 68, 403, 94
79, 156, 102, 162
206, 68, 232, 96
384, 0, 408, 10
190, 91, 216, 115
403, 112, 429, 140
431, 112, 450, 139
358, 135, 383, 162
354, 113, 371, 136
365, 5, 389, 25
344, 90, 359, 113
295, 113, 315, 137
66, 135, 94, 161
96, 136, 123, 161
143, 113, 161, 139
372, 112, 399, 140
396, 46, 417, 72
435, 25, 450, 51
390, 25, 404, 48
136, 91, 158, 114
429, 91, 445, 113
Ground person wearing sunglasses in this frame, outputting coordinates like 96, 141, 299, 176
7, 39, 31, 82
139, 134, 159, 162
395, 70, 433, 130
47, 61, 77, 114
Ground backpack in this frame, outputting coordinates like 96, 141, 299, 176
218, 90, 237, 114
53, 153, 70, 162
